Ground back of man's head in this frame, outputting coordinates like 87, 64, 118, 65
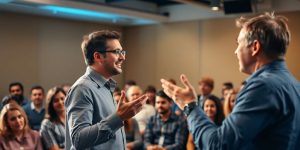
236, 12, 290, 59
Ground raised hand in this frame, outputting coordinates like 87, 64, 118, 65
116, 90, 148, 121
160, 74, 197, 110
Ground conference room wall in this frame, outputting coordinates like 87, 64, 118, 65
0, 11, 299, 98
0, 11, 123, 98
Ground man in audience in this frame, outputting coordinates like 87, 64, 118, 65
197, 77, 216, 107
161, 12, 300, 149
144, 90, 188, 150
23, 85, 46, 131
65, 30, 147, 150
127, 85, 155, 135
220, 82, 234, 102
8, 82, 29, 106
124, 80, 137, 92
144, 85, 157, 106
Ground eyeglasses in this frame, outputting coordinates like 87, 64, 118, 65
100, 49, 126, 56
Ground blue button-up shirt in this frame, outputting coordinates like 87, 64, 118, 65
65, 67, 126, 150
188, 60, 300, 150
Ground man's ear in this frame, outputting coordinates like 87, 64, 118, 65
93, 51, 104, 63
251, 40, 261, 56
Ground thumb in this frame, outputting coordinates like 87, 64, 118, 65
180, 74, 193, 89
117, 90, 126, 108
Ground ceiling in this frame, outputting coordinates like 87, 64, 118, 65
1, 0, 300, 26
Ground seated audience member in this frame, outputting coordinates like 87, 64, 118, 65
144, 85, 157, 106
114, 87, 143, 150
124, 80, 137, 92
8, 82, 30, 107
144, 90, 188, 150
40, 87, 66, 150
127, 85, 155, 135
23, 85, 46, 131
0, 103, 43, 150
197, 77, 217, 107
223, 89, 238, 117
0, 95, 22, 111
202, 95, 224, 126
220, 82, 234, 102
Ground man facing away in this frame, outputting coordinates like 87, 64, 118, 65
161, 12, 300, 150
65, 30, 148, 150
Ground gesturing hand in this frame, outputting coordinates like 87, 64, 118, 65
116, 90, 148, 121
160, 74, 197, 110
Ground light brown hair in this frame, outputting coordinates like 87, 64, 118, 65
0, 103, 31, 139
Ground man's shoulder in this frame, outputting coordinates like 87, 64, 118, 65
69, 75, 99, 92
251, 69, 296, 90
73, 74, 94, 86
22, 102, 31, 111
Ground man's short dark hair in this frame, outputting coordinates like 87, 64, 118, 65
125, 80, 137, 86
81, 30, 121, 65
145, 85, 156, 93
236, 12, 290, 59
30, 85, 45, 94
223, 82, 234, 89
2, 95, 23, 106
156, 90, 172, 102
9, 82, 24, 92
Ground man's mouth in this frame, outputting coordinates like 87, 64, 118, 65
116, 62, 122, 68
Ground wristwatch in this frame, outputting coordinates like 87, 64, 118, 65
183, 101, 197, 116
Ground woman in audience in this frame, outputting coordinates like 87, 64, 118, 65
0, 102, 43, 150
223, 89, 237, 117
40, 87, 66, 150
202, 95, 224, 126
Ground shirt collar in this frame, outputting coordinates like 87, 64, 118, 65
85, 67, 117, 93
245, 60, 286, 85
30, 102, 45, 113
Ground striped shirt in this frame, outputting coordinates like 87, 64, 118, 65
40, 119, 65, 149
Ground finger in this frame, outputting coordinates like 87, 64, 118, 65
130, 94, 147, 106
180, 74, 193, 89
160, 79, 175, 91
163, 88, 174, 100
117, 90, 126, 108
161, 78, 179, 97
134, 103, 144, 114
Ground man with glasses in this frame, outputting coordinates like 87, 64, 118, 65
65, 30, 148, 150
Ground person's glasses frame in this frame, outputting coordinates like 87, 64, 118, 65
98, 49, 126, 56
